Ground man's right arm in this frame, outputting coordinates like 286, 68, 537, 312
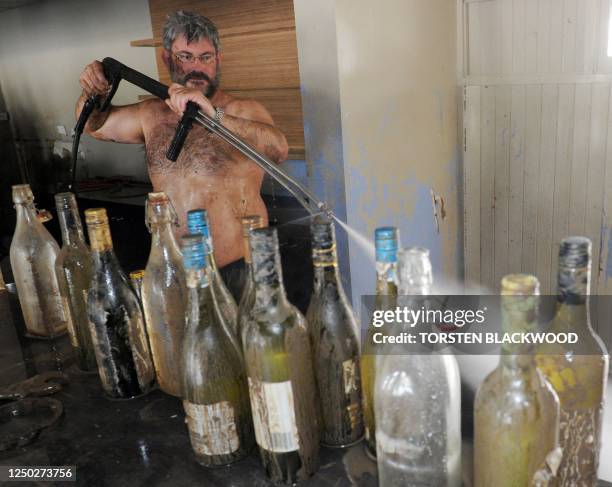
76, 60, 144, 144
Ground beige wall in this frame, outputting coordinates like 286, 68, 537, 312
335, 0, 461, 303
0, 0, 157, 184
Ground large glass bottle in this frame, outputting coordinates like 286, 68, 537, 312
306, 216, 363, 446
141, 192, 187, 397
10, 184, 67, 337
242, 227, 320, 484
187, 209, 238, 336
181, 233, 254, 466
375, 247, 461, 487
475, 274, 561, 486
237, 215, 264, 348
536, 236, 609, 485
54, 192, 97, 371
85, 208, 155, 399
362, 226, 399, 457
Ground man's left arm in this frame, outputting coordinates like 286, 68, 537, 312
221, 100, 289, 163
166, 83, 289, 163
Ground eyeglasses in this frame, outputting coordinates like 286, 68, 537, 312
172, 51, 216, 65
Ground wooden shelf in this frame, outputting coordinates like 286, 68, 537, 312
130, 38, 161, 47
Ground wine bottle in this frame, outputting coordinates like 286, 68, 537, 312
306, 216, 363, 446
375, 247, 461, 487
242, 227, 320, 484
187, 209, 238, 336
85, 208, 155, 399
181, 233, 254, 466
475, 274, 561, 486
141, 192, 187, 397
536, 237, 609, 485
362, 226, 399, 457
10, 184, 67, 337
54, 192, 97, 371
237, 215, 264, 347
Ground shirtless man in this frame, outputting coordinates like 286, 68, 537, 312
76, 10, 288, 296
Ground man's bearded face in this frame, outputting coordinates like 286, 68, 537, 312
168, 53, 221, 98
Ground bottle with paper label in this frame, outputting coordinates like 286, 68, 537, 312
141, 192, 187, 397
181, 233, 254, 466
375, 247, 461, 487
55, 192, 97, 371
475, 274, 561, 486
536, 237, 609, 485
187, 209, 238, 336
306, 216, 363, 446
10, 184, 67, 337
242, 227, 320, 484
237, 215, 264, 348
362, 226, 399, 457
85, 208, 155, 399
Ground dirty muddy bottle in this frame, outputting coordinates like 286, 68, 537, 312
85, 208, 155, 399
536, 237, 609, 486
55, 192, 97, 371
475, 274, 562, 486
375, 247, 461, 486
181, 234, 254, 466
10, 184, 67, 337
361, 226, 399, 457
141, 192, 187, 397
187, 209, 238, 336
237, 215, 265, 348
243, 227, 320, 484
306, 216, 363, 446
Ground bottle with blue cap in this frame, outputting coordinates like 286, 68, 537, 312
141, 192, 187, 397
181, 233, 254, 467
306, 216, 363, 446
187, 209, 238, 336
535, 236, 609, 484
361, 226, 400, 458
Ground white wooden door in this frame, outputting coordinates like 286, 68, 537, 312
461, 0, 612, 345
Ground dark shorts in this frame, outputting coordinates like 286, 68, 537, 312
218, 258, 247, 303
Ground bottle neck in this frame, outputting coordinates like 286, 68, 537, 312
89, 223, 114, 253
500, 294, 538, 368
313, 246, 341, 289
58, 208, 86, 247
253, 257, 289, 310
554, 264, 591, 332
15, 202, 38, 226
150, 219, 178, 250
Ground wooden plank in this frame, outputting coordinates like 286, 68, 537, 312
524, 0, 539, 73
596, 0, 612, 73
582, 0, 599, 74
584, 83, 609, 288
480, 0, 501, 75
481, 85, 497, 289
550, 84, 575, 284
548, 0, 564, 73
521, 85, 542, 275
500, 0, 513, 75
148, 0, 296, 40
508, 85, 526, 272
512, 0, 526, 74
494, 85, 512, 286
536, 84, 558, 293
537, 0, 551, 73
561, 0, 577, 73
569, 83, 592, 235
155, 29, 300, 90
466, 2, 482, 76
464, 86, 482, 285
131, 38, 160, 47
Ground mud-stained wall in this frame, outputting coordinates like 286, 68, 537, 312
334, 0, 461, 305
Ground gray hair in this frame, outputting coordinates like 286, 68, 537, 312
162, 10, 220, 52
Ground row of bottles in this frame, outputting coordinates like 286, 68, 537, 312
8, 183, 608, 485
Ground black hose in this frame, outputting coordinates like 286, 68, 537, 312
70, 95, 100, 194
